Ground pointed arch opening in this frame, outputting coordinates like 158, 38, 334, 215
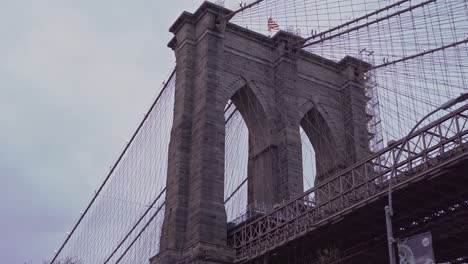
300, 126, 317, 191
224, 84, 272, 224
300, 107, 339, 189
224, 100, 248, 222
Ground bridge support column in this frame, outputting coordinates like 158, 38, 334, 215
274, 39, 305, 202
246, 34, 306, 211
339, 56, 372, 165
151, 4, 234, 264
247, 143, 280, 211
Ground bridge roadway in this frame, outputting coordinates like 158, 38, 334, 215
228, 104, 468, 263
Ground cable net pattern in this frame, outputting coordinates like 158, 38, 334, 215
50, 72, 175, 263
224, 105, 249, 222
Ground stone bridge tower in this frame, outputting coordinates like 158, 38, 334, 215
151, 2, 371, 263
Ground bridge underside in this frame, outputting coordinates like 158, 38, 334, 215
245, 151, 468, 264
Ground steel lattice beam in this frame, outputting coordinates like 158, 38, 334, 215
228, 104, 468, 262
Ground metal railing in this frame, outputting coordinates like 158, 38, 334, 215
228, 104, 468, 262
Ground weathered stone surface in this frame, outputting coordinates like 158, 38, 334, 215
152, 2, 370, 263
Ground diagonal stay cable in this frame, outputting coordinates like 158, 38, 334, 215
49, 68, 175, 264
103, 188, 166, 264
225, 108, 239, 124
224, 0, 265, 21
369, 38, 468, 71
292, 0, 413, 48
114, 201, 166, 264
300, 0, 436, 49
225, 177, 248, 204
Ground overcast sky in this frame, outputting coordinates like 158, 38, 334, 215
0, 1, 225, 262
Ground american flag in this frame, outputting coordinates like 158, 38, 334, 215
268, 17, 280, 32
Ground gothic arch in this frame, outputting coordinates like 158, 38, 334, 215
299, 102, 343, 184
222, 77, 271, 121
223, 78, 278, 211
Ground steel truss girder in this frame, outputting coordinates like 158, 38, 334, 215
228, 104, 468, 262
